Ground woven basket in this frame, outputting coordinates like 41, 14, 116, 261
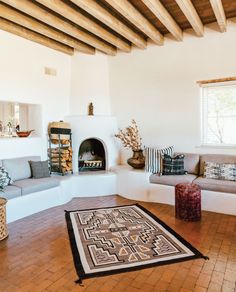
0, 198, 8, 241
48, 121, 71, 141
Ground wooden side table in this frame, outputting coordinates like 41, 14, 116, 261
175, 183, 201, 221
0, 198, 8, 241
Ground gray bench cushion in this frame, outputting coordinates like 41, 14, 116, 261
13, 177, 60, 195
2, 156, 41, 181
1, 185, 21, 200
194, 177, 236, 194
149, 174, 197, 186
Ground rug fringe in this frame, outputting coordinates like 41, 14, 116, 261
202, 255, 210, 260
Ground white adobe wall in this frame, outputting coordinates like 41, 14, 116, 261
108, 20, 236, 162
0, 30, 71, 159
2, 20, 236, 163
70, 51, 111, 115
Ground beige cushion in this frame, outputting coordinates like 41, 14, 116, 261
199, 154, 236, 176
149, 174, 197, 186
1, 185, 22, 200
194, 177, 236, 194
175, 153, 200, 175
13, 177, 59, 195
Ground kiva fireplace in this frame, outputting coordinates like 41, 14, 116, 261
64, 115, 119, 173
78, 138, 106, 171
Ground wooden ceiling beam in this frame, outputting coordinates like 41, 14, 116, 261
175, 0, 204, 36
0, 3, 94, 55
0, 17, 74, 55
71, 0, 147, 49
103, 0, 164, 45
209, 0, 227, 32
1, 0, 116, 55
141, 0, 183, 41
35, 0, 130, 52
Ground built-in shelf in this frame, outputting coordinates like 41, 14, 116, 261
0, 101, 42, 138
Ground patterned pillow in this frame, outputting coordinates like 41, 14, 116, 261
203, 162, 221, 179
0, 167, 13, 190
220, 164, 236, 181
145, 146, 174, 173
161, 154, 187, 175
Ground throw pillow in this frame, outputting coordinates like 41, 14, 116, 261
161, 154, 187, 175
145, 146, 174, 173
203, 162, 221, 179
29, 160, 50, 179
220, 163, 236, 181
0, 167, 13, 190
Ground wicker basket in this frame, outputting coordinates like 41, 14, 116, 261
0, 198, 8, 241
48, 121, 71, 141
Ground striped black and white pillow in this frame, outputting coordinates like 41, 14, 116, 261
145, 146, 174, 173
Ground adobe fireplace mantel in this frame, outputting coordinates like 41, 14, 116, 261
64, 115, 119, 173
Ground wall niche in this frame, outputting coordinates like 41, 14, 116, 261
0, 101, 42, 138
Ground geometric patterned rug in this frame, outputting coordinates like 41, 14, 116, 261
65, 204, 208, 285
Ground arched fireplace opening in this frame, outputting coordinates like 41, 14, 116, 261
78, 138, 106, 172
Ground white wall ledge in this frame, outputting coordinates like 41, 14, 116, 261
196, 145, 236, 149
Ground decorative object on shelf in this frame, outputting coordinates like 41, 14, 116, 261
48, 121, 73, 175
115, 119, 145, 169
0, 198, 8, 241
88, 102, 94, 116
16, 129, 34, 138
7, 120, 13, 136
127, 149, 145, 169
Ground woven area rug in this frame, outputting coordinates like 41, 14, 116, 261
65, 204, 208, 284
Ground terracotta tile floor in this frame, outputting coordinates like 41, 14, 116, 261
0, 195, 236, 292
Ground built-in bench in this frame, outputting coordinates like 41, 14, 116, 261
1, 154, 236, 223
1, 156, 60, 200
150, 153, 236, 194
113, 152, 236, 217
0, 156, 116, 223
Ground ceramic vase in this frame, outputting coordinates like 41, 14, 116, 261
127, 149, 145, 169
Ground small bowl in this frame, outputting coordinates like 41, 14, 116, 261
16, 130, 34, 138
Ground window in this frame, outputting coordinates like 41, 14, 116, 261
201, 83, 236, 146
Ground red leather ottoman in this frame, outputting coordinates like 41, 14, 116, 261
175, 183, 201, 221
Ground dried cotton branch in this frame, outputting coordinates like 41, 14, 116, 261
115, 119, 142, 151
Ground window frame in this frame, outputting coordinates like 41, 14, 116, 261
200, 81, 236, 147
